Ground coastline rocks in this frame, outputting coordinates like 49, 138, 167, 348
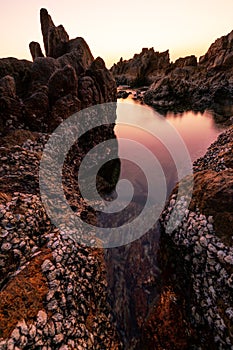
142, 126, 233, 349
111, 48, 170, 86
0, 134, 122, 349
86, 57, 117, 103
173, 55, 197, 68
24, 92, 49, 131
30, 57, 60, 91
199, 29, 233, 68
112, 30, 233, 115
0, 8, 116, 134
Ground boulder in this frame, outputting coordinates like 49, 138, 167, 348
49, 94, 81, 131
78, 76, 101, 108
24, 92, 49, 131
0, 75, 16, 98
58, 38, 94, 76
0, 58, 32, 98
30, 57, 60, 91
0, 96, 23, 134
191, 169, 233, 245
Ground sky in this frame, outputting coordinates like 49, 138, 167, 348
1, 0, 233, 68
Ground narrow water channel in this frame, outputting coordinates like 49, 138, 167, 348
105, 94, 226, 349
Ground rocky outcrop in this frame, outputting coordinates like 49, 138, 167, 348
141, 126, 233, 349
199, 30, 233, 68
0, 8, 116, 135
0, 8, 121, 350
40, 8, 69, 58
143, 30, 233, 114
174, 54, 197, 68
0, 136, 121, 348
111, 48, 170, 86
112, 30, 233, 116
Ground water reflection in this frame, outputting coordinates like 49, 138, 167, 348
115, 97, 225, 206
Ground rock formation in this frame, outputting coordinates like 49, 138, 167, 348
140, 126, 233, 349
29, 42, 44, 61
112, 30, 233, 116
111, 48, 170, 86
0, 8, 121, 350
0, 8, 116, 135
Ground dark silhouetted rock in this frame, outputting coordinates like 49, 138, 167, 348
58, 38, 94, 76
0, 58, 32, 98
111, 48, 170, 85
174, 55, 197, 68
40, 8, 69, 58
0, 8, 116, 134
29, 42, 44, 61
0, 75, 16, 98
24, 92, 49, 131
48, 25, 69, 58
87, 57, 117, 102
30, 57, 60, 91
40, 8, 55, 56
49, 94, 81, 131
78, 76, 101, 108
48, 65, 78, 102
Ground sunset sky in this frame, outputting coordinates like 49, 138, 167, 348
1, 0, 233, 68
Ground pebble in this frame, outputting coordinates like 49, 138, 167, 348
37, 310, 48, 328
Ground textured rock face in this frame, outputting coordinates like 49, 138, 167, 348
111, 48, 170, 85
141, 126, 233, 349
112, 30, 233, 115
174, 55, 197, 68
199, 30, 233, 68
29, 42, 44, 61
0, 8, 116, 135
0, 8, 121, 349
48, 64, 78, 102
143, 29, 233, 114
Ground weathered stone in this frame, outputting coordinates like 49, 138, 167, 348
40, 8, 55, 56
48, 25, 69, 58
0, 75, 16, 98
37, 310, 48, 328
30, 57, 60, 91
41, 259, 54, 273
24, 91, 49, 131
48, 65, 78, 102
29, 42, 44, 61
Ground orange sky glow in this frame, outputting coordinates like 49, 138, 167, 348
1, 0, 233, 68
